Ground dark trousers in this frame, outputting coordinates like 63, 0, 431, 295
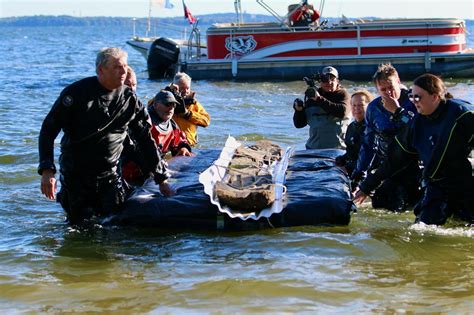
371, 163, 421, 212
414, 177, 474, 225
57, 173, 126, 225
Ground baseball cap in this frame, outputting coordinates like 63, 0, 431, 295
154, 90, 179, 105
322, 66, 339, 79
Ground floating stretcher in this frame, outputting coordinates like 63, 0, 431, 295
110, 137, 354, 230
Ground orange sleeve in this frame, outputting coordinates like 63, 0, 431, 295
187, 100, 210, 127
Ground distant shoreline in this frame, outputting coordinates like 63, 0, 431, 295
1, 14, 274, 27
4, 14, 470, 28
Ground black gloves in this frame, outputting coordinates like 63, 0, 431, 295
293, 98, 304, 110
335, 155, 346, 167
184, 97, 195, 106
304, 86, 319, 99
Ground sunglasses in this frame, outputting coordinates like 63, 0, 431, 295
408, 93, 422, 103
319, 74, 335, 83
156, 101, 176, 108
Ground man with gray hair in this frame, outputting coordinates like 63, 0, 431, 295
169, 72, 210, 146
38, 47, 173, 225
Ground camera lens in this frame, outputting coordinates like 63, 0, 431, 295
320, 75, 330, 83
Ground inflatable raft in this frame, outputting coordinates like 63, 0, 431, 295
110, 144, 354, 230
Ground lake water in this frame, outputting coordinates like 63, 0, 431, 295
0, 22, 473, 313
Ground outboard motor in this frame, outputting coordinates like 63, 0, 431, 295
147, 37, 180, 79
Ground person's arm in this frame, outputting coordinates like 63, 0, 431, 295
462, 110, 474, 147
291, 8, 303, 23
310, 88, 349, 118
353, 107, 377, 176
293, 98, 307, 128
336, 122, 357, 167
184, 100, 210, 127
38, 94, 68, 199
354, 122, 418, 203
311, 8, 320, 21
170, 126, 193, 156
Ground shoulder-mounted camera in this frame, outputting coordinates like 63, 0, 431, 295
303, 74, 320, 98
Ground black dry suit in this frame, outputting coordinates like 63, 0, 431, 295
336, 119, 365, 176
353, 90, 421, 211
360, 99, 474, 225
38, 76, 168, 224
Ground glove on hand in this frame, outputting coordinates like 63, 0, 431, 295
335, 155, 346, 167
293, 98, 304, 111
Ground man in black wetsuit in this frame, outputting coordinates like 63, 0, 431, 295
38, 47, 173, 225
354, 74, 473, 225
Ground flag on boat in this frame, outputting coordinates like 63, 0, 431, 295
151, 0, 174, 9
182, 0, 197, 24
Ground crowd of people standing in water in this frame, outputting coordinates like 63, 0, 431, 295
38, 46, 473, 227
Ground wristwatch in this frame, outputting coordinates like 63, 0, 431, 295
391, 107, 414, 124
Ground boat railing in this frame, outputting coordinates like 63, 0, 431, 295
187, 24, 202, 61
208, 17, 466, 35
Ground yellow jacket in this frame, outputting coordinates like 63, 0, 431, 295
173, 99, 210, 146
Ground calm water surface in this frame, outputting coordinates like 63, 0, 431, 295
0, 24, 473, 313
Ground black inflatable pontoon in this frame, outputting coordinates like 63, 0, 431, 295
109, 149, 354, 230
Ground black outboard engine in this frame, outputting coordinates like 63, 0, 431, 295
147, 37, 180, 79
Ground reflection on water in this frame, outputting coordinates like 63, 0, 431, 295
0, 24, 472, 312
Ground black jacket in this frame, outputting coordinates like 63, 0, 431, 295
293, 87, 350, 128
337, 119, 365, 173
360, 99, 473, 194
38, 76, 169, 183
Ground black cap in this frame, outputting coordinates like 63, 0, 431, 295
154, 90, 179, 105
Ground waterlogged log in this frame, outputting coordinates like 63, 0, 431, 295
214, 140, 283, 212
214, 182, 276, 212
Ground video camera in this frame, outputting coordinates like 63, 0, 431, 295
303, 72, 334, 98
164, 84, 187, 114
303, 74, 319, 99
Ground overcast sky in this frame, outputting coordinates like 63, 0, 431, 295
1, 0, 473, 19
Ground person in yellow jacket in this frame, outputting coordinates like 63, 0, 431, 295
171, 72, 211, 146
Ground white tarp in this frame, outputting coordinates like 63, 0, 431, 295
199, 136, 292, 221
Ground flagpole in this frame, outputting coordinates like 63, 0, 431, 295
147, 0, 152, 37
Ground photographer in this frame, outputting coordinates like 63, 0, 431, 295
293, 66, 350, 149
169, 72, 210, 146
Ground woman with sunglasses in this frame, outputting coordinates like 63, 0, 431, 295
354, 73, 473, 225
293, 66, 351, 150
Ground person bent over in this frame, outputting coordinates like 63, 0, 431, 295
351, 64, 421, 212
354, 74, 473, 225
38, 47, 173, 225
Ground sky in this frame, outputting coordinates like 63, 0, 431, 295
1, 0, 473, 19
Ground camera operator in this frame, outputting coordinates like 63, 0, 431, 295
293, 66, 350, 149
169, 72, 210, 147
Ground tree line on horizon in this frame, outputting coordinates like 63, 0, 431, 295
1, 14, 472, 28
0, 14, 275, 27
